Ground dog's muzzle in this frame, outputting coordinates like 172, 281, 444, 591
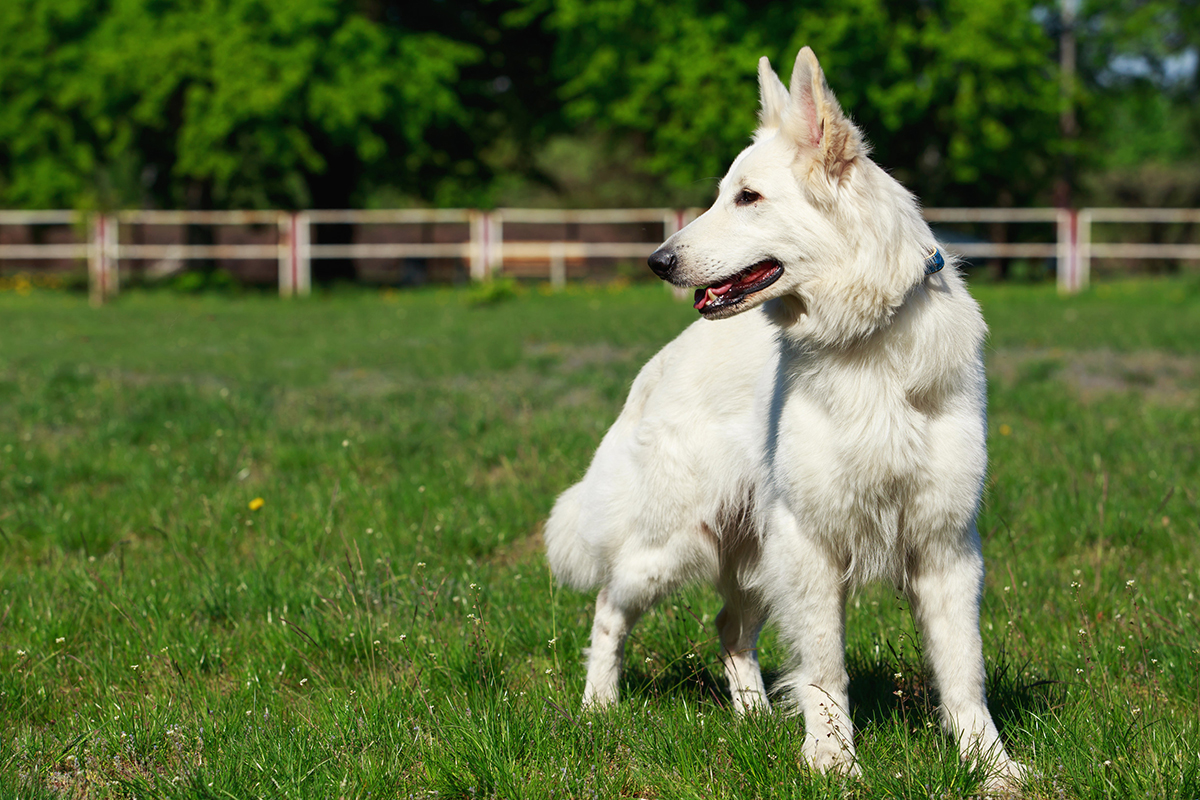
647, 248, 676, 280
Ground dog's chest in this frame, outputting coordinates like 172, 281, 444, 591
767, 356, 930, 543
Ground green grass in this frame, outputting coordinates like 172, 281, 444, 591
1, 278, 1198, 799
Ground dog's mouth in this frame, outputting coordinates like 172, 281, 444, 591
693, 260, 784, 315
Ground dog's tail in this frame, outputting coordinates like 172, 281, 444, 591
544, 483, 602, 590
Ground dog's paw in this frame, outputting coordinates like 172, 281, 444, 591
580, 685, 618, 712
731, 688, 771, 716
981, 758, 1028, 797
801, 733, 859, 778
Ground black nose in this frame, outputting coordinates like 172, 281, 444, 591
648, 248, 676, 279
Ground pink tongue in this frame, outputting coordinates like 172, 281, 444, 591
693, 266, 773, 310
740, 265, 774, 285
693, 279, 735, 310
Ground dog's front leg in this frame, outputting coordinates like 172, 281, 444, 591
906, 527, 1026, 794
762, 504, 859, 777
580, 587, 642, 710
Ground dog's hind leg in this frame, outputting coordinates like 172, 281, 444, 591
580, 516, 721, 710
716, 588, 770, 714
580, 587, 643, 710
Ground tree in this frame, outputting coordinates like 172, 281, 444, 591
1074, 0, 1200, 205
540, 0, 1062, 207
3, 0, 1195, 213
0, 0, 477, 209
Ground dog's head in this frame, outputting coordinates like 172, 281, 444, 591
649, 48, 937, 346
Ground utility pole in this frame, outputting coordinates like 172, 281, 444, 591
1056, 0, 1084, 294
1056, 0, 1079, 209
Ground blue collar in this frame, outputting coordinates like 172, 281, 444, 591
924, 247, 944, 276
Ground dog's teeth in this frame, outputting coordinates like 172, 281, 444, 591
706, 288, 719, 304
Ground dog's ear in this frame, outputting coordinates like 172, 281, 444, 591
756, 56, 789, 135
784, 47, 865, 183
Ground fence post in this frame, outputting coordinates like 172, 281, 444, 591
278, 212, 292, 296
662, 209, 691, 300
549, 242, 566, 291
662, 209, 686, 240
105, 214, 119, 300
1076, 209, 1091, 292
469, 210, 486, 281
294, 211, 311, 296
88, 214, 118, 306
278, 211, 311, 297
488, 211, 503, 277
1056, 208, 1082, 295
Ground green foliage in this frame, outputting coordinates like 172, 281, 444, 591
0, 0, 477, 209
467, 276, 522, 306
1, 0, 1198, 211
1075, 0, 1200, 204
545, 0, 1062, 206
0, 282, 1198, 797
170, 267, 238, 294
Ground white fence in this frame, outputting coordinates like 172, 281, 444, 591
1, 207, 1197, 304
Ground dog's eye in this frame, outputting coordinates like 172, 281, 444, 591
735, 189, 762, 206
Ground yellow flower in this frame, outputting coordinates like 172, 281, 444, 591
998, 424, 1012, 437
249, 497, 265, 511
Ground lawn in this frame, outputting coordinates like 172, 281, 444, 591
1, 278, 1198, 798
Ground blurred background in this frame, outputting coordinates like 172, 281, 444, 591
1, 0, 1198, 289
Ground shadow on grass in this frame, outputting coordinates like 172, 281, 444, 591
615, 642, 1059, 742
847, 644, 1060, 736
622, 659, 734, 710
985, 647, 1063, 729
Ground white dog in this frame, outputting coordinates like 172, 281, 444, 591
544, 47, 1025, 792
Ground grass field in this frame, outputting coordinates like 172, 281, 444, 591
1, 278, 1198, 799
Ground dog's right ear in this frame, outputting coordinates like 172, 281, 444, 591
756, 56, 789, 136
784, 47, 865, 186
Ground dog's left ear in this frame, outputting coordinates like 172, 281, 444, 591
756, 56, 790, 136
784, 47, 865, 183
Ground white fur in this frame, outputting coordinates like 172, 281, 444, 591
544, 47, 1026, 793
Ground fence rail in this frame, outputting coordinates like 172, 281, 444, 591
1, 207, 1197, 304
